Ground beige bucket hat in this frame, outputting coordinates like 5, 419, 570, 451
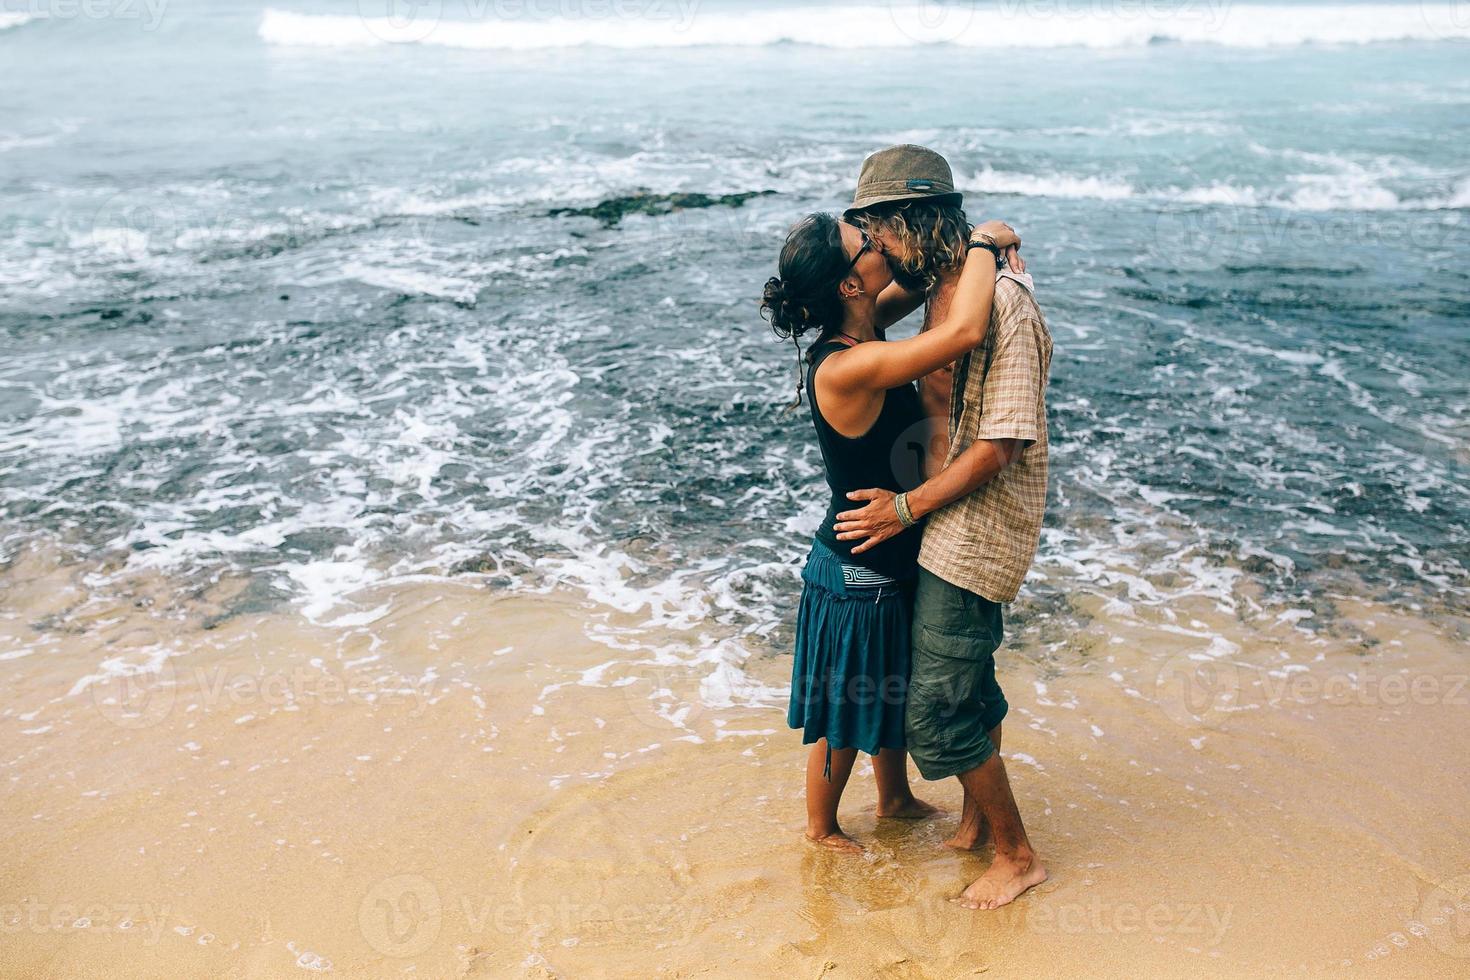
844, 144, 963, 219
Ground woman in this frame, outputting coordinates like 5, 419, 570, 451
760, 212, 1019, 851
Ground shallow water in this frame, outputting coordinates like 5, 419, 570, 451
2, 0, 1468, 697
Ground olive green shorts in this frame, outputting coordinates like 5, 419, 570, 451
904, 567, 1009, 782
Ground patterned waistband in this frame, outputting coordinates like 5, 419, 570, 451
840, 563, 899, 588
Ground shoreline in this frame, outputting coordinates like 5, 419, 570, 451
2, 549, 1468, 977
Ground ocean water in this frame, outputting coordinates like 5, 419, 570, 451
1, 0, 1467, 679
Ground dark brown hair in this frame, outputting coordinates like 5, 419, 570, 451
760, 212, 849, 348
759, 213, 852, 406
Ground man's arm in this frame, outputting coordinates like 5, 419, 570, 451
834, 286, 1046, 554
833, 438, 1024, 554
905, 437, 1025, 520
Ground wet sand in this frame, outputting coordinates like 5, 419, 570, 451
2, 545, 1469, 978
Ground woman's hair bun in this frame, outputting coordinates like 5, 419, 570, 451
762, 275, 786, 309
761, 214, 849, 408
759, 213, 846, 345
760, 275, 815, 339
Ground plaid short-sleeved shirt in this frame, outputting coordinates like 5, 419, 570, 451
918, 271, 1053, 603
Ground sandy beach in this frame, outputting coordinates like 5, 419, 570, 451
4, 1, 1469, 977
3, 543, 1467, 979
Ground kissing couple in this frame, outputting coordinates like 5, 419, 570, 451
760, 144, 1054, 911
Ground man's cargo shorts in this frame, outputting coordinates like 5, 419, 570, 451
904, 567, 1010, 781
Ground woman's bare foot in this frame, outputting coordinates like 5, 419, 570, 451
875, 794, 942, 820
805, 829, 864, 854
952, 852, 1048, 910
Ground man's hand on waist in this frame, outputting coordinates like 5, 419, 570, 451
907, 437, 1026, 522
833, 489, 908, 556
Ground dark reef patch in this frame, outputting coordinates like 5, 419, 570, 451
548, 190, 777, 228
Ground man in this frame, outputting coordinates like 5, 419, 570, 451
833, 144, 1053, 911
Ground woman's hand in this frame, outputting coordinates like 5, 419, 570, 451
973, 220, 1025, 274
1004, 245, 1025, 273
973, 219, 1019, 250
833, 488, 910, 555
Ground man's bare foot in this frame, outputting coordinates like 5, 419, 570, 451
875, 795, 942, 820
952, 852, 1048, 910
943, 822, 989, 850
805, 829, 864, 854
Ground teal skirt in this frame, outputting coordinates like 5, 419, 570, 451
788, 538, 915, 775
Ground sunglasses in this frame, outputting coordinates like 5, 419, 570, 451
840, 227, 876, 279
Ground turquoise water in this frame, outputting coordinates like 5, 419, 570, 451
1, 1, 1466, 650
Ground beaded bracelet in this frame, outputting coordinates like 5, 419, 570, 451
895, 492, 916, 528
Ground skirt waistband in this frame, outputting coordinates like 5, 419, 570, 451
803, 538, 911, 600
840, 563, 899, 588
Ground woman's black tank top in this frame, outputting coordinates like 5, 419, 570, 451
807, 339, 926, 579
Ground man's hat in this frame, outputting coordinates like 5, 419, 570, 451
844, 144, 963, 219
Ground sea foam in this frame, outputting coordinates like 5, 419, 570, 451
258, 4, 1470, 50
0, 13, 40, 32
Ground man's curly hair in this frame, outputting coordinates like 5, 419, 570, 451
851, 199, 969, 293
